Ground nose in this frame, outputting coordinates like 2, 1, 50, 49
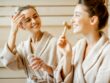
31, 18, 36, 24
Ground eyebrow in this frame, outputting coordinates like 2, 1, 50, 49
24, 17, 30, 20
25, 13, 38, 19
33, 13, 39, 16
74, 11, 81, 15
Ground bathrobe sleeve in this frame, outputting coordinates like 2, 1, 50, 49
0, 42, 25, 70
95, 44, 110, 83
54, 39, 83, 83
54, 56, 74, 83
54, 46, 77, 83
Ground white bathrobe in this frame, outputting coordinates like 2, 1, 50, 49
0, 32, 60, 83
54, 33, 110, 83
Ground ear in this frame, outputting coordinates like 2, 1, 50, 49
90, 16, 98, 25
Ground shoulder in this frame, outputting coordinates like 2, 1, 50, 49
103, 41, 110, 53
44, 31, 57, 44
102, 41, 110, 59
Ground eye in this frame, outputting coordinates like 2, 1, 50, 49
73, 12, 81, 17
33, 15, 39, 19
24, 18, 31, 23
75, 14, 80, 17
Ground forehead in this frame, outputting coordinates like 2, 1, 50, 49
20, 8, 38, 16
74, 4, 88, 13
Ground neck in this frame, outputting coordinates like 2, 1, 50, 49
83, 31, 101, 60
84, 30, 101, 47
31, 30, 43, 43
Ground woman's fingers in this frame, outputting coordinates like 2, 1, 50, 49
58, 35, 67, 48
31, 61, 43, 70
31, 56, 41, 61
29, 57, 44, 70
14, 14, 24, 22
30, 59, 41, 67
12, 12, 20, 20
14, 14, 24, 25
11, 13, 25, 29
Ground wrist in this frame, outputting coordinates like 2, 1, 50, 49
42, 64, 53, 75
10, 30, 17, 36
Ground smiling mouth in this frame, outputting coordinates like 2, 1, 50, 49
73, 25, 78, 28
32, 23, 40, 28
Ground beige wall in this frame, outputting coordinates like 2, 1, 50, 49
0, 0, 109, 83
108, 0, 110, 38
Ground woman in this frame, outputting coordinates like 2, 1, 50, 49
55, 0, 110, 83
0, 5, 60, 83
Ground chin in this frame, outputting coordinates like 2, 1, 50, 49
34, 28, 41, 32
34, 25, 41, 30
73, 31, 79, 35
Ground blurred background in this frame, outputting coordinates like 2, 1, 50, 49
0, 0, 109, 83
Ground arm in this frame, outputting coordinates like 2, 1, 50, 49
57, 35, 72, 79
8, 12, 24, 51
62, 49, 72, 79
53, 35, 73, 83
0, 12, 25, 70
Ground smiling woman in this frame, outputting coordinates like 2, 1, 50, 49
0, 5, 62, 83
54, 0, 110, 83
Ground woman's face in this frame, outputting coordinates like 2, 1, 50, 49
71, 4, 92, 35
20, 8, 41, 33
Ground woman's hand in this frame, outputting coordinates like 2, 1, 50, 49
57, 35, 72, 78
57, 35, 72, 57
28, 56, 53, 75
11, 12, 24, 34
29, 56, 44, 70
7, 13, 24, 51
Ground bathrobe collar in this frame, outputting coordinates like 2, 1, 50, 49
73, 32, 109, 83
25, 32, 52, 57
81, 33, 109, 74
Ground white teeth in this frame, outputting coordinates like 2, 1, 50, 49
32, 24, 38, 27
73, 25, 77, 28
72, 24, 77, 27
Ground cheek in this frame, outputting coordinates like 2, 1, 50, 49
36, 17, 41, 21
79, 18, 90, 27
75, 17, 84, 25
22, 23, 26, 29
22, 23, 31, 29
80, 20, 91, 33
37, 18, 41, 24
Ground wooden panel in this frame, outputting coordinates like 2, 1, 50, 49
0, 16, 71, 26
108, 5, 110, 39
0, 79, 26, 83
0, 7, 74, 16
0, 62, 3, 67
108, 6, 110, 27
0, 0, 76, 6
109, 0, 110, 5
108, 6, 110, 13
0, 68, 26, 78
